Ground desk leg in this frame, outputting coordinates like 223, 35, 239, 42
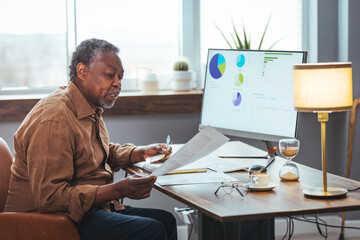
198, 213, 274, 240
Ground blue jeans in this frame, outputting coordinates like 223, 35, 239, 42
75, 205, 177, 240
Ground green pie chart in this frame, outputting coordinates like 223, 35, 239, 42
234, 73, 244, 86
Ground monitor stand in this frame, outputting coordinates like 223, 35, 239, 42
249, 140, 277, 174
263, 140, 277, 164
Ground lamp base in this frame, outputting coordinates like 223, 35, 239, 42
303, 187, 348, 199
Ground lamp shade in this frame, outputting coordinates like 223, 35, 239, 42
293, 62, 353, 112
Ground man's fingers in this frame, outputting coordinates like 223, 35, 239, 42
166, 146, 172, 154
130, 175, 156, 185
156, 143, 169, 153
128, 184, 153, 199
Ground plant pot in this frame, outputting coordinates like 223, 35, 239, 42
172, 71, 193, 91
140, 72, 159, 94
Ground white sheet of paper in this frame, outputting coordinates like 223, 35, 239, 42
156, 171, 237, 186
151, 126, 229, 176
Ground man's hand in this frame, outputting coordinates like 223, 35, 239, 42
94, 174, 157, 205
115, 174, 157, 199
130, 144, 172, 164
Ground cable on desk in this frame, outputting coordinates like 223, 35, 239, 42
281, 217, 294, 240
348, 186, 360, 192
314, 214, 328, 238
281, 214, 360, 240
292, 214, 360, 236
281, 187, 360, 240
289, 217, 294, 239
297, 215, 328, 238
294, 215, 360, 230
187, 223, 193, 240
281, 217, 289, 240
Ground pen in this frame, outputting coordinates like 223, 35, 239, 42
167, 168, 207, 175
260, 157, 276, 173
219, 155, 268, 159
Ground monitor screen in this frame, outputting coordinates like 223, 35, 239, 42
200, 49, 307, 142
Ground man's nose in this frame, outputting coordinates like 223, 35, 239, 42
113, 77, 121, 88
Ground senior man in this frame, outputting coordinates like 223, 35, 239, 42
5, 38, 177, 240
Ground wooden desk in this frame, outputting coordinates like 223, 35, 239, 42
126, 141, 360, 239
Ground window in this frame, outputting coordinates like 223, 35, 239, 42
200, 0, 302, 86
76, 0, 179, 90
0, 0, 67, 90
0, 0, 302, 93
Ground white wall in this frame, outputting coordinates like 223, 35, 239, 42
299, 0, 360, 221
342, 0, 360, 220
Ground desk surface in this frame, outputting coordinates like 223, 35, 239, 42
127, 141, 360, 222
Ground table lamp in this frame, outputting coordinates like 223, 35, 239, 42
293, 62, 353, 199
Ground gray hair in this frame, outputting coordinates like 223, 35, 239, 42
69, 38, 119, 80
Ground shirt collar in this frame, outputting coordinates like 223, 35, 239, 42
66, 81, 103, 119
95, 107, 104, 118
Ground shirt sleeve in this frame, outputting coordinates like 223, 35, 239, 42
108, 143, 136, 172
27, 120, 97, 222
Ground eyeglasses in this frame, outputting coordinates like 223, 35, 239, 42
214, 180, 247, 197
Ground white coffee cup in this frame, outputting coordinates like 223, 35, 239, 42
250, 173, 270, 187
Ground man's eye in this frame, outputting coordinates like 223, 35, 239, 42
106, 73, 115, 78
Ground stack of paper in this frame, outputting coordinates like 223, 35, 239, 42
151, 126, 229, 176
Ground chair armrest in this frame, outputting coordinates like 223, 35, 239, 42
0, 212, 81, 240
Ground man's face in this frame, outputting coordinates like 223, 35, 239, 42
81, 50, 124, 108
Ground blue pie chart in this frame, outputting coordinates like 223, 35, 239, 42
209, 53, 226, 79
232, 92, 242, 106
236, 54, 245, 68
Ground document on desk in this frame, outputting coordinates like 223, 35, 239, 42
151, 126, 229, 176
156, 171, 238, 186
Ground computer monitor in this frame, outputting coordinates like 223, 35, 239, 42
200, 49, 307, 146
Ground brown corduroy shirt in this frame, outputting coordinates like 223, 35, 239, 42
5, 81, 135, 222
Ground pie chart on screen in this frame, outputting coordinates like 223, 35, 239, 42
236, 54, 245, 68
234, 73, 244, 87
232, 92, 242, 106
209, 53, 226, 79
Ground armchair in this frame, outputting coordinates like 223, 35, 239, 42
0, 138, 81, 240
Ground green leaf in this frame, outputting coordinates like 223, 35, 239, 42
214, 22, 233, 49
258, 15, 272, 50
232, 19, 243, 49
242, 19, 250, 49
268, 37, 284, 50
230, 34, 240, 49
214, 16, 282, 50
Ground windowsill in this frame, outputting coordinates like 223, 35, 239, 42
0, 90, 203, 121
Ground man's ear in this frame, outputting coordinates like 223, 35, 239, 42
76, 62, 88, 81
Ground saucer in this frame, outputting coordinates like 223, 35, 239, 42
243, 183, 276, 191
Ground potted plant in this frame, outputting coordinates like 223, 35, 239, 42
214, 16, 282, 50
171, 57, 193, 91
